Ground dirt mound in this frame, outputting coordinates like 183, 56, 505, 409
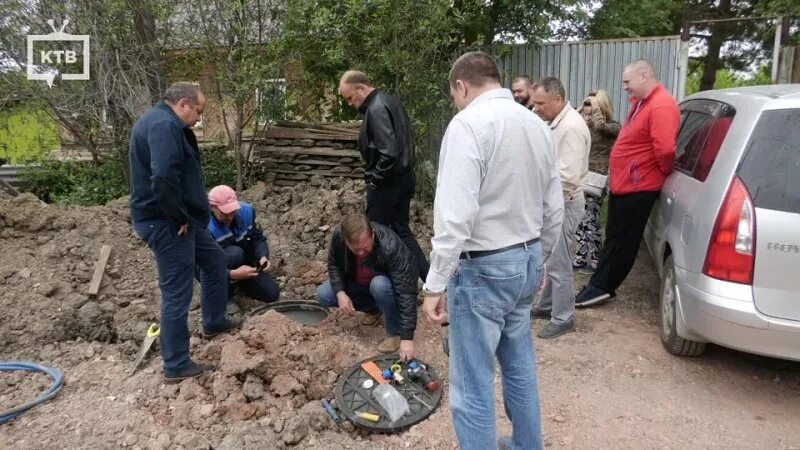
143, 311, 376, 445
0, 178, 435, 447
0, 179, 431, 357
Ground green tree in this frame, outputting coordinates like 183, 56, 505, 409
587, 0, 682, 39
453, 0, 589, 45
277, 0, 576, 198
685, 64, 772, 95
586, 0, 779, 92
0, 0, 169, 180
172, 0, 285, 191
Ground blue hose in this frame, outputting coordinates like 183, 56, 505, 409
0, 362, 64, 425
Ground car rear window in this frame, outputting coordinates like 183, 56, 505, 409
737, 109, 800, 214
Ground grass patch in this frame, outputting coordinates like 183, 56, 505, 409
0, 106, 60, 164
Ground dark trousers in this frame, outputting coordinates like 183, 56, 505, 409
366, 173, 430, 281
133, 219, 228, 375
589, 191, 659, 295
224, 245, 280, 303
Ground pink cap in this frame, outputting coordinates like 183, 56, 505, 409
208, 185, 241, 214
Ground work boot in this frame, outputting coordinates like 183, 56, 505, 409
202, 317, 243, 339
163, 362, 214, 384
377, 335, 401, 354
226, 301, 241, 316
537, 320, 575, 339
358, 313, 382, 327
575, 285, 613, 309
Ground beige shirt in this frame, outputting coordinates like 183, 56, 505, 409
549, 102, 591, 201
423, 88, 564, 293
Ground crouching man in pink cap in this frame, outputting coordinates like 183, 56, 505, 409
207, 185, 280, 304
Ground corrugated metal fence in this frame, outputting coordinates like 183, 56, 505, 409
489, 35, 686, 121
415, 36, 688, 197
0, 165, 23, 187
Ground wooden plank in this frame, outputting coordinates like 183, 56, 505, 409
270, 169, 362, 178
257, 146, 361, 158
260, 157, 361, 167
256, 127, 359, 141
88, 245, 113, 297
274, 120, 361, 130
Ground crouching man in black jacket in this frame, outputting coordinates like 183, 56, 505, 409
317, 213, 418, 360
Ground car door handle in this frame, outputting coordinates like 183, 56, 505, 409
663, 190, 676, 206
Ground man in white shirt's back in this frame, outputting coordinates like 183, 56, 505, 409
422, 51, 563, 450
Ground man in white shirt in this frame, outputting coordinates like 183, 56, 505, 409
531, 77, 591, 339
422, 51, 563, 450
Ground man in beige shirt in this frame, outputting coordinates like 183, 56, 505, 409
531, 77, 591, 339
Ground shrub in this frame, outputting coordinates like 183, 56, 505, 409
20, 159, 128, 206
20, 144, 238, 206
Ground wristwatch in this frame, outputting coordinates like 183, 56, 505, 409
422, 287, 445, 297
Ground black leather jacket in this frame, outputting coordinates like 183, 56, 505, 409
326, 222, 418, 339
357, 90, 415, 187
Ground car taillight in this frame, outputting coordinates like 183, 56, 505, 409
703, 176, 755, 284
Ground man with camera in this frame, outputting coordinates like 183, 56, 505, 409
207, 185, 280, 304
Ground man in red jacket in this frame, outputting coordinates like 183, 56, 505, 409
576, 59, 680, 308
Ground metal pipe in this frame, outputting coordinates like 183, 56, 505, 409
689, 17, 777, 25
677, 40, 690, 100
772, 16, 784, 83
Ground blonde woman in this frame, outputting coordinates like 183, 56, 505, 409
574, 90, 620, 273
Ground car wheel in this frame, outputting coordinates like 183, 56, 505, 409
659, 255, 706, 357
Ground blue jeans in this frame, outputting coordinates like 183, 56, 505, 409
224, 246, 280, 303
133, 219, 228, 375
448, 242, 545, 450
316, 276, 402, 336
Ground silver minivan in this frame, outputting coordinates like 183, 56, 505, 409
644, 84, 800, 361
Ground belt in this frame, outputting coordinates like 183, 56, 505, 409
459, 238, 540, 260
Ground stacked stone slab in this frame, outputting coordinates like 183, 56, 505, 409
253, 122, 363, 186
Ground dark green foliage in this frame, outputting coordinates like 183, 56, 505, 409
587, 0, 682, 39
20, 159, 129, 206
199, 145, 238, 190
20, 145, 236, 206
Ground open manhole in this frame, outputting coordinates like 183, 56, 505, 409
335, 355, 443, 433
249, 301, 329, 325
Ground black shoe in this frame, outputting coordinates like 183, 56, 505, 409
537, 320, 575, 339
202, 317, 243, 339
575, 285, 613, 308
531, 308, 551, 320
163, 362, 214, 384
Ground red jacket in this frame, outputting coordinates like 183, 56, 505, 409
608, 84, 680, 195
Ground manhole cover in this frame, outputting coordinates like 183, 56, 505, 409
335, 355, 443, 433
249, 301, 329, 325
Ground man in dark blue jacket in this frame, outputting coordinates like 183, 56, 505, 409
129, 83, 240, 383
207, 185, 280, 303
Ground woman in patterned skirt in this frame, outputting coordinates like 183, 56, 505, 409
574, 90, 620, 273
